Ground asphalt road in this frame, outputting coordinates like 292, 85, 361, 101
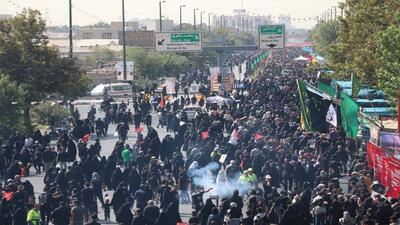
22, 102, 195, 224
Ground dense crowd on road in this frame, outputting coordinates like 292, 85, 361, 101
1, 48, 400, 225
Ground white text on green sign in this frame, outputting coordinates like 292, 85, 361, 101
171, 33, 200, 42
260, 26, 283, 35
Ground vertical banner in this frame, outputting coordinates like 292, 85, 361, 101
210, 68, 220, 92
210, 67, 233, 92
116, 61, 134, 80
367, 142, 400, 197
386, 161, 400, 198
165, 77, 176, 95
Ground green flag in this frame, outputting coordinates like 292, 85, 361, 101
297, 80, 312, 131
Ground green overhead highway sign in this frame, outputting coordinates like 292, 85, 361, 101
258, 25, 285, 49
155, 32, 202, 52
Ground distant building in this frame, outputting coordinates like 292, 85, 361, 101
277, 15, 294, 29
75, 21, 139, 39
0, 14, 12, 20
119, 31, 155, 48
212, 14, 272, 32
110, 21, 140, 30
45, 32, 70, 39
138, 19, 174, 32
47, 39, 120, 58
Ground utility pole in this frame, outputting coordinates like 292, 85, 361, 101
122, 0, 127, 80
180, 5, 185, 31
159, 1, 165, 32
69, 0, 73, 57
334, 6, 337, 20
241, 17, 244, 32
193, 8, 199, 30
208, 13, 212, 37
223, 16, 226, 31
200, 11, 205, 29
220, 15, 223, 31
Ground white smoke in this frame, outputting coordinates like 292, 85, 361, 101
188, 162, 253, 199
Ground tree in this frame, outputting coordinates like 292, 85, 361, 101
0, 9, 89, 132
0, 75, 25, 135
376, 25, 400, 103
126, 48, 189, 82
325, 0, 400, 83
308, 20, 339, 56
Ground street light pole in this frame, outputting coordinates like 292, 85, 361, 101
208, 13, 212, 37
220, 15, 223, 31
122, 0, 127, 80
180, 5, 185, 31
200, 11, 205, 30
193, 8, 199, 30
69, 0, 73, 58
159, 1, 165, 32
334, 6, 337, 20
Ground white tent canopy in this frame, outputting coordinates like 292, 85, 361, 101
294, 56, 309, 61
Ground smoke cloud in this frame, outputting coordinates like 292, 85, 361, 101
188, 162, 252, 199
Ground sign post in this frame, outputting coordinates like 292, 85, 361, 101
258, 25, 285, 49
155, 32, 202, 52
116, 61, 134, 81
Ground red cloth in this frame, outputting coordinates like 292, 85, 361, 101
254, 133, 263, 141
135, 127, 144, 133
367, 142, 400, 198
159, 97, 165, 109
201, 131, 208, 140
3, 192, 13, 201
82, 134, 90, 144
230, 129, 240, 140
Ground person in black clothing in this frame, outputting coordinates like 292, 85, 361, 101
145, 114, 152, 129
188, 211, 200, 225
12, 200, 27, 225
131, 208, 149, 225
84, 215, 101, 225
81, 182, 96, 217
51, 201, 70, 225
198, 198, 216, 225
116, 122, 129, 141
116, 201, 133, 225
133, 111, 142, 129
143, 200, 159, 225
111, 185, 127, 218
192, 187, 213, 212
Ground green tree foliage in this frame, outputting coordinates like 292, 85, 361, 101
126, 48, 189, 81
308, 20, 338, 56
0, 75, 25, 135
325, 0, 400, 83
376, 25, 400, 103
31, 102, 71, 126
0, 9, 89, 132
84, 46, 119, 67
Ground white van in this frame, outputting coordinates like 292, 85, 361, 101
90, 83, 133, 97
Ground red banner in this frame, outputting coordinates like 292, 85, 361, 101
367, 142, 400, 197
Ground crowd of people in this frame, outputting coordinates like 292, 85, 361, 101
1, 48, 400, 225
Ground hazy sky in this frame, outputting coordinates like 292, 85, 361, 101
1, 0, 341, 28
